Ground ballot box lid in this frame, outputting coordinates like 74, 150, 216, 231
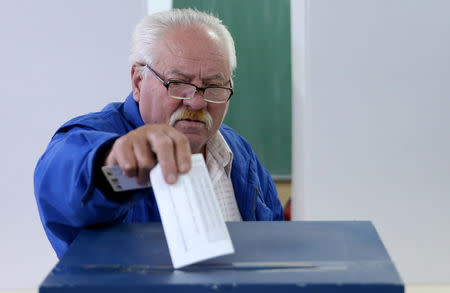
40, 221, 403, 293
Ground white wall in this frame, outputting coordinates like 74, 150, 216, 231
292, 0, 450, 284
0, 0, 147, 288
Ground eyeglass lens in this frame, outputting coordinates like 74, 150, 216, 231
168, 83, 229, 102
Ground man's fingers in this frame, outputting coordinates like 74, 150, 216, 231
103, 124, 192, 185
147, 128, 178, 184
104, 148, 118, 166
133, 138, 155, 184
165, 127, 192, 173
113, 137, 138, 178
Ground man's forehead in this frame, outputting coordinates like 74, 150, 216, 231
164, 38, 226, 61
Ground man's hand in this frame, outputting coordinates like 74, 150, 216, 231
104, 124, 192, 185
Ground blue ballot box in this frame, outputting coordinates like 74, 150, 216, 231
40, 221, 403, 292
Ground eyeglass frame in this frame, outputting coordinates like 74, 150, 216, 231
142, 64, 233, 104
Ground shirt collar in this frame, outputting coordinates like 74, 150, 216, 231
206, 131, 234, 177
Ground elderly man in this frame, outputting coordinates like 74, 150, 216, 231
34, 8, 283, 259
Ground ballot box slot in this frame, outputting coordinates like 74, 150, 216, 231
52, 261, 356, 274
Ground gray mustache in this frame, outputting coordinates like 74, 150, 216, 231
169, 108, 213, 130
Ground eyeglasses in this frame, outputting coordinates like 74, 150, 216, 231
144, 64, 233, 104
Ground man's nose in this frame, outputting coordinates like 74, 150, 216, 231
183, 90, 207, 110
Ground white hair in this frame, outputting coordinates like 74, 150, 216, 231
129, 8, 237, 78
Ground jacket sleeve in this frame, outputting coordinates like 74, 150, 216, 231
34, 125, 146, 258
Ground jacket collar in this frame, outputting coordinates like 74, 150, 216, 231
123, 92, 145, 129
221, 126, 259, 221
230, 165, 257, 221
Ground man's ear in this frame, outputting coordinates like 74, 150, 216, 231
131, 64, 142, 102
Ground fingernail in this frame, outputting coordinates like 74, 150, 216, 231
167, 173, 176, 184
180, 163, 189, 172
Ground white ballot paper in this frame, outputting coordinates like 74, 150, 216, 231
150, 154, 234, 269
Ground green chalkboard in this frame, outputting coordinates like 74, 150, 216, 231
173, 0, 291, 178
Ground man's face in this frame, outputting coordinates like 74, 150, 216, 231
132, 25, 231, 154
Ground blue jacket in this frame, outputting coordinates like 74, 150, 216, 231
34, 93, 283, 258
